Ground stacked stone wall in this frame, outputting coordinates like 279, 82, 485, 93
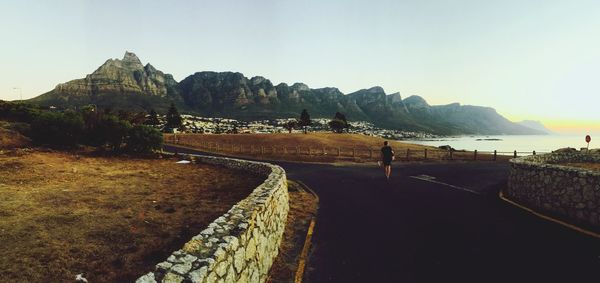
137, 154, 289, 283
507, 151, 600, 228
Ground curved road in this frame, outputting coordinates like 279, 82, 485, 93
167, 146, 600, 283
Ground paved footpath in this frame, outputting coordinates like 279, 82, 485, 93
167, 146, 600, 283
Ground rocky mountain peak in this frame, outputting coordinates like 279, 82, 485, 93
250, 76, 268, 85
123, 51, 141, 63
121, 51, 144, 70
367, 86, 385, 94
291, 83, 310, 91
403, 95, 429, 107
318, 87, 342, 95
46, 51, 176, 99
144, 63, 157, 73
388, 92, 403, 103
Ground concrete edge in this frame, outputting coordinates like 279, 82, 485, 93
498, 190, 600, 239
290, 180, 319, 283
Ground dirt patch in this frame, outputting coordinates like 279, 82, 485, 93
0, 150, 263, 283
267, 181, 319, 283
562, 162, 600, 171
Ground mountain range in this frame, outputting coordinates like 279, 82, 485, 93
516, 120, 554, 134
30, 52, 545, 135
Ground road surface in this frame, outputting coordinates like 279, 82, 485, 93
166, 146, 600, 283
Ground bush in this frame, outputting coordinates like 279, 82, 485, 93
3, 102, 162, 153
83, 115, 132, 151
0, 101, 42, 123
328, 112, 349, 133
125, 125, 163, 153
30, 111, 84, 148
103, 116, 132, 151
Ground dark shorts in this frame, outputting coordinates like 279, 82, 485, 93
383, 158, 392, 166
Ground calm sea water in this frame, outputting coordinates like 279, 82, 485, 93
403, 134, 599, 154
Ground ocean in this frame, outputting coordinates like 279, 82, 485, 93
402, 134, 598, 154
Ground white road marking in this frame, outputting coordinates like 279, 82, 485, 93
410, 175, 480, 195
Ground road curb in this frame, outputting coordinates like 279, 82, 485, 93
292, 180, 319, 283
498, 190, 600, 239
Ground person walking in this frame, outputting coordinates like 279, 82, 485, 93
380, 141, 395, 180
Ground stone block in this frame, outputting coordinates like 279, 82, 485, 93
163, 272, 185, 283
246, 238, 257, 260
171, 262, 193, 275
136, 273, 157, 283
215, 261, 228, 277
188, 266, 208, 283
206, 271, 218, 283
224, 265, 236, 283
233, 247, 246, 273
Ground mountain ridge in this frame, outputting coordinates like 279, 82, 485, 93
29, 52, 545, 135
517, 120, 554, 134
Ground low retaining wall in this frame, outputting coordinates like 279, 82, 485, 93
507, 151, 600, 228
137, 154, 289, 283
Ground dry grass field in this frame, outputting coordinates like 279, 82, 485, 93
563, 162, 600, 171
0, 150, 262, 283
171, 132, 426, 151
166, 133, 510, 163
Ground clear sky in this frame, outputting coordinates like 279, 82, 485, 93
1, 0, 598, 134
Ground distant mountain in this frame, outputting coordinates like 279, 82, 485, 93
29, 52, 545, 135
517, 120, 554, 134
30, 51, 181, 111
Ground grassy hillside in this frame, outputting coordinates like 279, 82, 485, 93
0, 121, 30, 149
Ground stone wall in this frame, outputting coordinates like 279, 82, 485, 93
137, 154, 289, 283
507, 151, 600, 228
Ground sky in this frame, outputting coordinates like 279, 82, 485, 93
1, 0, 599, 134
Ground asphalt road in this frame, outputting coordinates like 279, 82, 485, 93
166, 146, 600, 283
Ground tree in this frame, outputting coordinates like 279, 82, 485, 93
103, 107, 113, 116
125, 125, 163, 153
284, 120, 297, 133
130, 111, 148, 125
0, 101, 41, 123
117, 110, 131, 122
165, 103, 182, 130
80, 104, 99, 131
298, 109, 312, 134
328, 112, 350, 133
94, 115, 132, 151
145, 109, 160, 126
30, 111, 84, 148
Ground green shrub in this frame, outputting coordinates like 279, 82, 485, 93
30, 111, 84, 148
96, 115, 132, 151
0, 101, 42, 122
125, 125, 163, 153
